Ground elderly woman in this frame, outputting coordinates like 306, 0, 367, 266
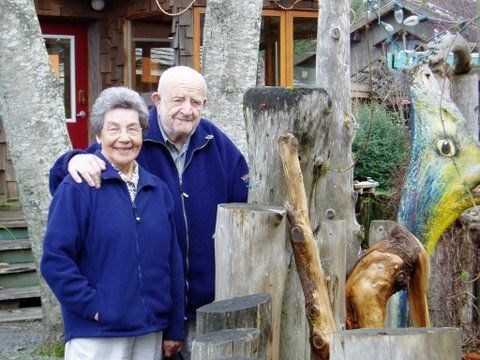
41, 87, 184, 360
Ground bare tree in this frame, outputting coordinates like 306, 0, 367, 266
0, 0, 71, 349
317, 0, 361, 270
201, 0, 263, 156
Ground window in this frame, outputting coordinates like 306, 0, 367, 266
129, 16, 173, 105
193, 8, 318, 87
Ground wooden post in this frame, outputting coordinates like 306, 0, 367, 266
244, 87, 337, 360
215, 203, 288, 360
196, 293, 271, 360
330, 327, 462, 360
191, 328, 260, 359
319, 220, 347, 326
278, 133, 336, 360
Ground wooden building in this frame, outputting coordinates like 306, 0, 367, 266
0, 0, 468, 320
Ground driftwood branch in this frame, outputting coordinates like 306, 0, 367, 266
277, 133, 336, 360
345, 222, 430, 329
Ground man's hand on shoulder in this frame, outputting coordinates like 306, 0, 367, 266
68, 154, 106, 189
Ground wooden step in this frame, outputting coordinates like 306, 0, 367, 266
0, 228, 29, 241
0, 239, 31, 251
0, 209, 26, 228
0, 262, 36, 275
0, 285, 40, 301
0, 306, 42, 322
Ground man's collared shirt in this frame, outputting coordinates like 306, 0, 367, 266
158, 119, 189, 176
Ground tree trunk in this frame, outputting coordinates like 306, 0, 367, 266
196, 293, 271, 360
214, 203, 288, 360
278, 133, 336, 360
318, 220, 347, 327
201, 0, 263, 156
244, 87, 333, 360
0, 0, 70, 348
316, 0, 360, 271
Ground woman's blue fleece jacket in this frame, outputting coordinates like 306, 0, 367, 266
42, 152, 185, 342
49, 107, 249, 322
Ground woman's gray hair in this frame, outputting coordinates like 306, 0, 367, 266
90, 87, 149, 136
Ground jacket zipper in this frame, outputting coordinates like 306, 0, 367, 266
158, 137, 212, 313
131, 191, 148, 324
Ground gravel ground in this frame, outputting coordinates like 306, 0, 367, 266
0, 320, 61, 360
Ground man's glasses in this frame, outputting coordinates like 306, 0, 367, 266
102, 126, 142, 137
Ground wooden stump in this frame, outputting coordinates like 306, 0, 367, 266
196, 293, 271, 360
330, 327, 462, 360
244, 87, 333, 360
215, 203, 288, 360
191, 328, 260, 359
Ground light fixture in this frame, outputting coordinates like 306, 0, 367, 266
380, 21, 395, 33
91, 0, 105, 11
393, 2, 404, 24
403, 15, 428, 27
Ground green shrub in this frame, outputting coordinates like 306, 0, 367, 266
353, 101, 409, 190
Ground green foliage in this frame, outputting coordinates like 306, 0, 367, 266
353, 101, 409, 190
36, 343, 65, 358
460, 269, 470, 282
350, 0, 367, 22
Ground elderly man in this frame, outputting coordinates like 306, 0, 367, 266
50, 66, 249, 358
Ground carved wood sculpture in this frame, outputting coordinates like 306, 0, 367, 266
398, 34, 480, 255
345, 222, 430, 329
347, 33, 480, 330
277, 133, 336, 360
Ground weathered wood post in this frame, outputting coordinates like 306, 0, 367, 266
192, 328, 260, 359
196, 293, 271, 360
244, 87, 346, 359
330, 327, 462, 360
215, 203, 288, 360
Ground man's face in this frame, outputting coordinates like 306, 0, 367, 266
154, 77, 206, 146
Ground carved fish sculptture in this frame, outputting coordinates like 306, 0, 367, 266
397, 63, 480, 255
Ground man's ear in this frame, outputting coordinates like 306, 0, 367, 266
96, 135, 101, 145
203, 97, 208, 106
151, 92, 161, 105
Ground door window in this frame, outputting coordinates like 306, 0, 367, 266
43, 36, 75, 122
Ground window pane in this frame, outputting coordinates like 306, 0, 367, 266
134, 41, 174, 95
293, 17, 317, 87
44, 37, 72, 119
259, 16, 281, 86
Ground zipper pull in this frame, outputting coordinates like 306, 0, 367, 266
179, 184, 189, 198
132, 205, 141, 222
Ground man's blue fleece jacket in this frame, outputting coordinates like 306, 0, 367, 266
49, 107, 249, 320
42, 152, 185, 342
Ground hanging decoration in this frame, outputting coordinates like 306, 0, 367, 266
272, 0, 303, 11
154, 0, 197, 17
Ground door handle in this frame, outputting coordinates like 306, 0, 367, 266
76, 110, 87, 118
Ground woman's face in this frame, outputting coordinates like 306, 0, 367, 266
97, 108, 142, 175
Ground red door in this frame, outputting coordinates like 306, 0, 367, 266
40, 23, 89, 149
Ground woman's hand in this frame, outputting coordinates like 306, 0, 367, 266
163, 340, 183, 357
